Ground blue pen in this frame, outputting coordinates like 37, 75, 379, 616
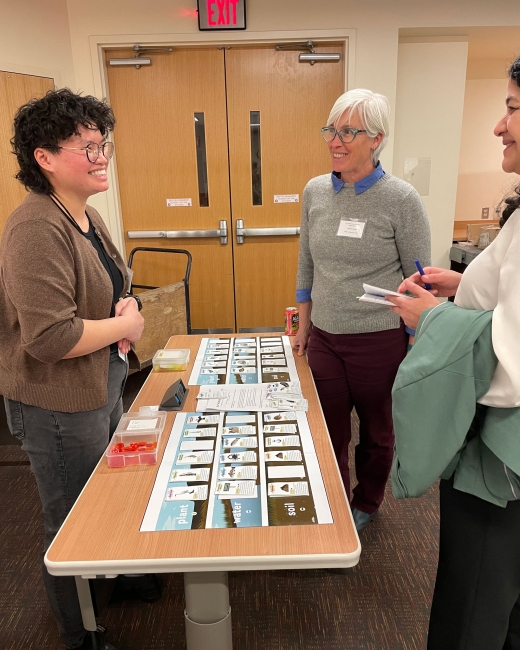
413, 258, 432, 290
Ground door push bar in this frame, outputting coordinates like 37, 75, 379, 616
235, 219, 300, 244
128, 220, 228, 245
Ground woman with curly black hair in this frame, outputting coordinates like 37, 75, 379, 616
388, 55, 520, 650
0, 89, 145, 650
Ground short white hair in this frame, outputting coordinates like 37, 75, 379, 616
327, 88, 390, 167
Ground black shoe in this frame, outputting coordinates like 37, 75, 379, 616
113, 574, 162, 603
71, 626, 118, 650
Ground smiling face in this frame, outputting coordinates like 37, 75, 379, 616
494, 78, 520, 175
36, 125, 111, 201
327, 109, 383, 183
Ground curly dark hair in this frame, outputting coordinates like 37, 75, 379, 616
500, 56, 520, 227
11, 88, 115, 194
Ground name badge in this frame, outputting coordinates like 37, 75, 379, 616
337, 218, 366, 238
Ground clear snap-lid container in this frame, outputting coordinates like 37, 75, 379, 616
106, 410, 167, 468
152, 348, 190, 371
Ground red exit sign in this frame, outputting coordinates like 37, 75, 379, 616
197, 0, 246, 30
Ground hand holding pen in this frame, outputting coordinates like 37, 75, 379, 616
397, 266, 462, 297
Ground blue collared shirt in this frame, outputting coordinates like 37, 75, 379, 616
331, 161, 385, 194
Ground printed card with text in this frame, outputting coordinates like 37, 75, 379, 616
267, 481, 309, 497
165, 485, 209, 501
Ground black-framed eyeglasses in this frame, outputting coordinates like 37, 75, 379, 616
321, 126, 367, 144
55, 141, 115, 163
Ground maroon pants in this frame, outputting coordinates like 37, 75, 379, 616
307, 325, 407, 514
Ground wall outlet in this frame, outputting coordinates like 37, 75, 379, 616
481, 207, 490, 219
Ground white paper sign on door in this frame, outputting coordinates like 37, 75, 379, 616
274, 194, 299, 203
166, 198, 192, 207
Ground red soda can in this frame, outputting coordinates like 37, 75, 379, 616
285, 307, 299, 336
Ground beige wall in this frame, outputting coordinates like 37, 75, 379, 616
0, 0, 75, 87
393, 41, 468, 269
455, 76, 515, 222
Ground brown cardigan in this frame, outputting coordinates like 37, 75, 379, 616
0, 192, 130, 412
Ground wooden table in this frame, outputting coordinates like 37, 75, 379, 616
45, 335, 359, 650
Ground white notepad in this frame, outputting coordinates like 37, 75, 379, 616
357, 283, 413, 305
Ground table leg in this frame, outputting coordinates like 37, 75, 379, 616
75, 576, 97, 632
184, 571, 233, 650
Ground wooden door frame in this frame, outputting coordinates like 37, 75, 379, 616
88, 29, 355, 255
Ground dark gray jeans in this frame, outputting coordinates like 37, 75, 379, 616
4, 349, 128, 649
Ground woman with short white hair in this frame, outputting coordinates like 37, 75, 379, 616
293, 88, 431, 532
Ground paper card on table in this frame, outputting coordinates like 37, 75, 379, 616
215, 480, 257, 497
222, 425, 255, 436
260, 346, 283, 353
263, 412, 297, 422
261, 338, 282, 344
225, 415, 256, 424
265, 435, 300, 447
263, 367, 289, 373
183, 427, 217, 438
230, 367, 256, 374
265, 397, 308, 411
232, 354, 256, 360
222, 436, 257, 448
202, 361, 227, 367
200, 368, 226, 375
220, 451, 257, 463
263, 424, 297, 434
261, 354, 285, 359
218, 465, 258, 480
186, 415, 220, 425
267, 481, 309, 497
261, 359, 287, 366
265, 450, 303, 462
231, 359, 256, 366
267, 465, 306, 479
235, 338, 255, 342
170, 468, 210, 482
180, 440, 214, 451
176, 451, 214, 465
165, 485, 209, 501
233, 342, 256, 348
264, 382, 301, 393
127, 418, 158, 430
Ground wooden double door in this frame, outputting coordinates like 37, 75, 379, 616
106, 44, 344, 332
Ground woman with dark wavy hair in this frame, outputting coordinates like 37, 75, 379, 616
0, 89, 145, 650
388, 56, 520, 650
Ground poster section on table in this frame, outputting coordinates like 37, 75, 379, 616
140, 409, 333, 531
188, 336, 298, 386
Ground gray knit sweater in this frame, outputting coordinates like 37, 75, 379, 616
296, 173, 431, 334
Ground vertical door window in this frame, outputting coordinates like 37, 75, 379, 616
250, 111, 262, 206
194, 113, 209, 207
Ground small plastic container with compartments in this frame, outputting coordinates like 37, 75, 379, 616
105, 410, 167, 468
152, 348, 190, 372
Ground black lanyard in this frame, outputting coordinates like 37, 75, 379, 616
49, 193, 119, 301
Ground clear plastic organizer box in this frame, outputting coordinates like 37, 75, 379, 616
105, 410, 167, 468
152, 348, 190, 372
